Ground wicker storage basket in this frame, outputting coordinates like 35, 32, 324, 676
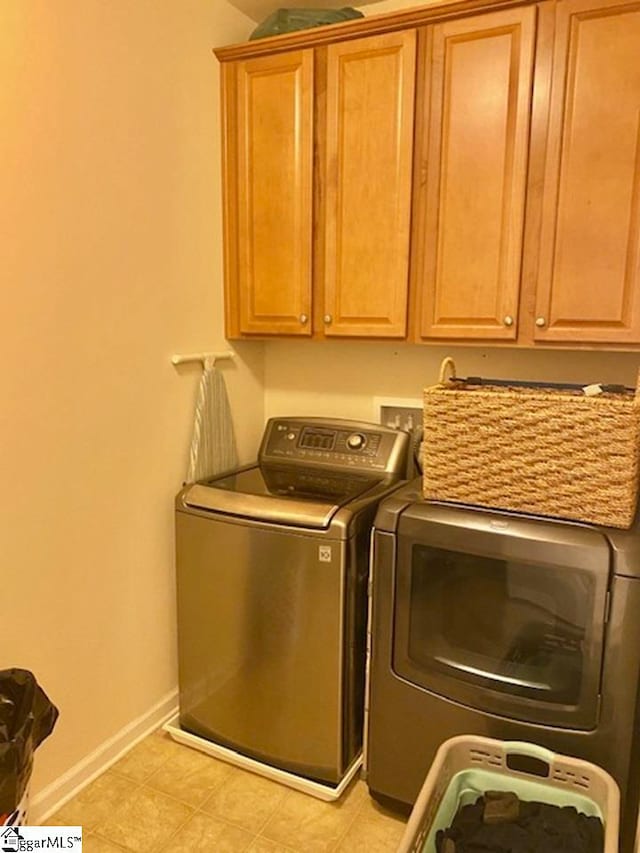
423, 358, 640, 529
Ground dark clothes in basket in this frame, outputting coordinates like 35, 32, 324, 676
436, 792, 604, 853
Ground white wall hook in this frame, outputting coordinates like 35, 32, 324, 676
171, 350, 235, 367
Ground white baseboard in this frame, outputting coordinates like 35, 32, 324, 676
31, 688, 179, 825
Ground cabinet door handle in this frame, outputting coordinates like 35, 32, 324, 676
299, 314, 308, 325
323, 314, 333, 325
504, 315, 514, 327
535, 317, 546, 328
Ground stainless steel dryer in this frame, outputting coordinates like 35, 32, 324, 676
175, 417, 408, 791
366, 480, 640, 852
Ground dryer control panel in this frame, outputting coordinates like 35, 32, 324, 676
259, 417, 409, 476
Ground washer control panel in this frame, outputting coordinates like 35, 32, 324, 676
259, 417, 409, 475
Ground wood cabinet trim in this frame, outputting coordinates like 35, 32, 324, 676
312, 47, 328, 339
408, 28, 434, 342
221, 61, 241, 339
516, 0, 556, 346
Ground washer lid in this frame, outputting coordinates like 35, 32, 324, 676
183, 464, 379, 528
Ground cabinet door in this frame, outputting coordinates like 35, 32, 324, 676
223, 51, 314, 336
321, 32, 416, 338
534, 0, 640, 343
414, 8, 535, 340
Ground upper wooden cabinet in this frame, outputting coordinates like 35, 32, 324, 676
221, 32, 416, 339
217, 0, 640, 349
320, 32, 416, 337
413, 8, 536, 341
222, 51, 314, 337
533, 0, 640, 344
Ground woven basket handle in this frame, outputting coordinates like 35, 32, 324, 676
438, 357, 457, 384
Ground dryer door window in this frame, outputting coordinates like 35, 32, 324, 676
393, 510, 611, 729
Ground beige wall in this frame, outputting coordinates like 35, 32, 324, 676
264, 342, 640, 421
0, 0, 262, 797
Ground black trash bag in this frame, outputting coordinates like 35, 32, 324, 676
250, 8, 364, 40
0, 669, 59, 820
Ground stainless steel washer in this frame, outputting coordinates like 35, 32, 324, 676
175, 417, 408, 789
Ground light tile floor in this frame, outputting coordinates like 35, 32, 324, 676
48, 729, 408, 852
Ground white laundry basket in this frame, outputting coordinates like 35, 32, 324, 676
397, 735, 620, 853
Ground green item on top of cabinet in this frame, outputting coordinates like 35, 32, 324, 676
249, 8, 364, 40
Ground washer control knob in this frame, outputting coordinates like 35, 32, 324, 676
346, 433, 366, 450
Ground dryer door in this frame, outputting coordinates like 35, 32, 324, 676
392, 504, 611, 729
